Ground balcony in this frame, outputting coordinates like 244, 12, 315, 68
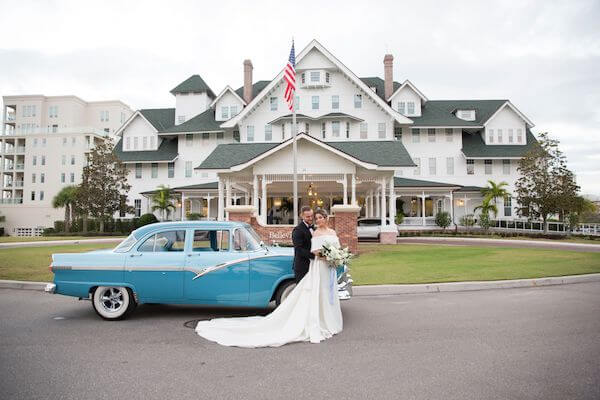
15, 146, 26, 153
5, 114, 16, 123
0, 198, 23, 204
14, 180, 24, 188
15, 163, 24, 170
2, 126, 110, 137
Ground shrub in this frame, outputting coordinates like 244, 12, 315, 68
54, 220, 65, 232
478, 214, 491, 231
395, 212, 404, 225
459, 214, 475, 230
186, 213, 203, 220
138, 213, 159, 227
42, 227, 56, 235
435, 212, 452, 230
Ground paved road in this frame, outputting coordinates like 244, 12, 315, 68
394, 236, 600, 252
0, 238, 123, 249
1, 283, 599, 400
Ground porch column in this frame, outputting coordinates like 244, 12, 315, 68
375, 191, 380, 217
225, 178, 232, 220
351, 173, 356, 206
365, 190, 370, 217
450, 190, 454, 225
389, 176, 396, 223
205, 195, 212, 220
380, 179, 387, 226
343, 174, 348, 205
421, 191, 426, 226
244, 191, 249, 205
253, 175, 259, 207
369, 190, 374, 217
261, 175, 267, 224
217, 178, 224, 221
181, 192, 186, 221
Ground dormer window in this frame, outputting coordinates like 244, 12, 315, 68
310, 71, 320, 82
407, 102, 415, 115
457, 109, 476, 121
300, 69, 331, 88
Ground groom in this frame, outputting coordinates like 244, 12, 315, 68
292, 206, 315, 283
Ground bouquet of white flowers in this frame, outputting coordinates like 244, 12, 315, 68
320, 243, 353, 268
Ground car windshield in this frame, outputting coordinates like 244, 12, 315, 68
114, 234, 138, 253
245, 226, 264, 247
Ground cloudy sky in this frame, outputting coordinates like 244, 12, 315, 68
1, 0, 599, 194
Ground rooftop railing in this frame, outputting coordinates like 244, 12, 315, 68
1, 126, 110, 136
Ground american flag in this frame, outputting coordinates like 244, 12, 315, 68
284, 41, 296, 111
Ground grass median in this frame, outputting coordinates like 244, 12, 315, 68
1, 242, 599, 285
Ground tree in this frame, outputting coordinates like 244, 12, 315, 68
151, 185, 176, 221
481, 180, 510, 211
52, 186, 78, 232
79, 140, 131, 232
435, 211, 452, 231
515, 132, 579, 233
459, 214, 475, 233
474, 198, 498, 232
565, 196, 597, 232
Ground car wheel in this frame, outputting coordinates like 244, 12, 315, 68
92, 286, 136, 320
275, 280, 296, 306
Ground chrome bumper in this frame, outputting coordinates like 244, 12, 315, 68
44, 283, 56, 293
337, 265, 353, 300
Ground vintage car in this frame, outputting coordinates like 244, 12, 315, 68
46, 221, 353, 320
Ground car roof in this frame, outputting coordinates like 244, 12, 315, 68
131, 221, 248, 239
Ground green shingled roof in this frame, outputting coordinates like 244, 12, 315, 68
139, 108, 175, 131
235, 80, 270, 100
173, 182, 218, 190
159, 109, 222, 134
410, 100, 507, 127
170, 75, 215, 97
359, 77, 401, 100
461, 129, 539, 158
113, 137, 178, 163
196, 136, 415, 170
394, 177, 462, 188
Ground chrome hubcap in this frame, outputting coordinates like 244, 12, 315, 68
100, 287, 124, 313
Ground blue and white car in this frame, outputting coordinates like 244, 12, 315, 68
46, 221, 352, 320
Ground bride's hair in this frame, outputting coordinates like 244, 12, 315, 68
314, 208, 328, 219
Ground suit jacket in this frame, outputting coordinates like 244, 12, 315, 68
292, 222, 314, 276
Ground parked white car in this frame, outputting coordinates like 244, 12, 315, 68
357, 218, 398, 240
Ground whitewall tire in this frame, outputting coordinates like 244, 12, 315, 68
275, 281, 296, 306
92, 286, 136, 320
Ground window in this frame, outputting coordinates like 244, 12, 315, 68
135, 163, 142, 179
125, 137, 130, 150
378, 123, 386, 139
168, 162, 175, 178
488, 129, 494, 143
429, 158, 436, 175
247, 125, 254, 142
186, 134, 193, 147
233, 228, 259, 251
265, 124, 272, 141
192, 230, 229, 252
504, 195, 512, 217
100, 110, 109, 122
32, 156, 37, 166
360, 123, 368, 139
508, 129, 514, 143
41, 156, 46, 166
467, 159, 474, 175
503, 159, 510, 175
394, 127, 402, 141
325, 72, 330, 83
62, 137, 67, 146
445, 128, 453, 142
202, 132, 210, 140
40, 173, 45, 183
411, 128, 420, 143
446, 157, 454, 175
398, 102, 405, 114
428, 128, 436, 142
407, 102, 415, 115
150, 136, 156, 149
517, 129, 523, 143
310, 71, 320, 82
133, 137, 139, 150
42, 138, 46, 147
218, 132, 225, 141
61, 155, 66, 165
141, 136, 147, 149
151, 163, 158, 178
32, 173, 36, 183
312, 96, 319, 110
70, 173, 75, 183
332, 121, 340, 137
484, 159, 493, 175
71, 155, 75, 165
40, 191, 44, 201
33, 138, 38, 147
354, 94, 362, 108
222, 105, 230, 119
321, 122, 326, 139
61, 173, 65, 183
49, 105, 58, 118
31, 191, 35, 201
178, 115, 186, 124
301, 73, 305, 84
230, 105, 238, 116
413, 158, 421, 175
233, 130, 240, 142
304, 123, 310, 135
72, 137, 76, 146
270, 97, 278, 111
134, 199, 141, 217
139, 230, 186, 252
346, 122, 350, 139
281, 123, 286, 140
185, 161, 192, 178
331, 95, 339, 110
52, 125, 58, 133
497, 129, 503, 143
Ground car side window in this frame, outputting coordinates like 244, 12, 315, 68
193, 230, 229, 252
138, 230, 186, 252
233, 228, 259, 252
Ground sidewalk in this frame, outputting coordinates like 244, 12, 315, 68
395, 236, 600, 252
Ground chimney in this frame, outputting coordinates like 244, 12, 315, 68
383, 54, 394, 101
243, 59, 253, 104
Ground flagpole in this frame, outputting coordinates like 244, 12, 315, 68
292, 95, 298, 225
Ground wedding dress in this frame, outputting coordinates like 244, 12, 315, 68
195, 234, 343, 348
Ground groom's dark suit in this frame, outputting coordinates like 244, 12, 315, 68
292, 221, 315, 283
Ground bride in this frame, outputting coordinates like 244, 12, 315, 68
195, 208, 343, 348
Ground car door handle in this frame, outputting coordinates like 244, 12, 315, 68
129, 253, 142, 257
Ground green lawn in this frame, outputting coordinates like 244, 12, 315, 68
352, 244, 600, 285
416, 234, 600, 245
0, 243, 115, 282
0, 236, 124, 243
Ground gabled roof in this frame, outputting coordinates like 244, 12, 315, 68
387, 79, 429, 102
394, 177, 461, 188
170, 75, 215, 97
234, 80, 270, 100
461, 129, 539, 158
359, 77, 401, 100
173, 182, 219, 191
196, 133, 415, 170
113, 137, 178, 163
139, 108, 176, 131
209, 85, 246, 108
410, 100, 506, 127
158, 109, 222, 134
221, 40, 413, 128
484, 101, 535, 127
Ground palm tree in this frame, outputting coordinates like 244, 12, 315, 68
151, 185, 176, 221
480, 180, 510, 210
474, 198, 499, 218
52, 186, 78, 232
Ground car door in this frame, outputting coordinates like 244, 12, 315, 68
361, 219, 379, 238
124, 229, 186, 301
184, 228, 250, 303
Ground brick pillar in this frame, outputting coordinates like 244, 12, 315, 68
225, 205, 256, 224
331, 204, 361, 255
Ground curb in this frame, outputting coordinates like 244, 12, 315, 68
2, 273, 600, 295
0, 238, 123, 249
352, 273, 600, 296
